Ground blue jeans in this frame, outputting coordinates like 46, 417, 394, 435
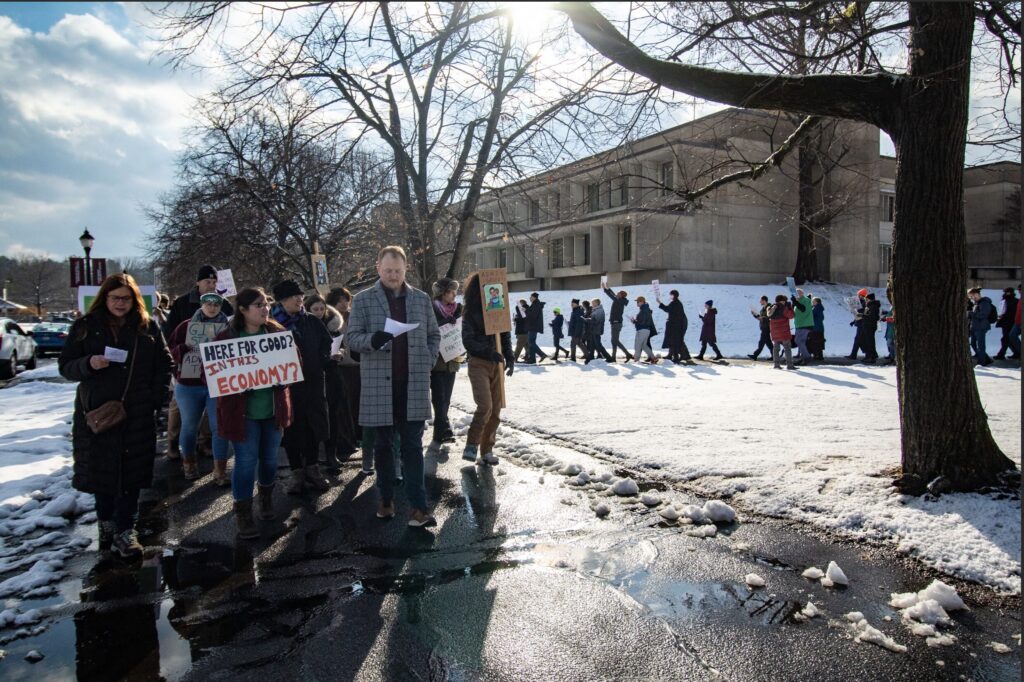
794, 328, 811, 359
526, 331, 546, 362
374, 381, 427, 510
886, 338, 896, 359
175, 382, 229, 461
1009, 324, 1021, 357
232, 418, 282, 501
971, 328, 990, 363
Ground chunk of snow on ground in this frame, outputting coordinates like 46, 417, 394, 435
594, 503, 610, 518
909, 622, 937, 638
845, 611, 865, 623
852, 619, 908, 653
825, 561, 849, 586
561, 464, 582, 476
902, 599, 951, 626
702, 499, 736, 523
925, 634, 957, 648
658, 507, 680, 522
745, 573, 765, 588
820, 577, 834, 588
800, 602, 820, 618
917, 579, 967, 611
889, 592, 919, 609
612, 478, 639, 496
24, 650, 44, 663
570, 472, 590, 486
641, 493, 660, 507
678, 504, 707, 524
988, 642, 1012, 654
686, 525, 717, 538
802, 567, 824, 580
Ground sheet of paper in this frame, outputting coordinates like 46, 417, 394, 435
651, 279, 661, 300
438, 320, 466, 362
786, 276, 797, 296
104, 346, 128, 363
600, 274, 608, 289
330, 334, 344, 356
216, 269, 237, 297
384, 318, 419, 337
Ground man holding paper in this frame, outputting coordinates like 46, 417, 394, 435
347, 246, 441, 528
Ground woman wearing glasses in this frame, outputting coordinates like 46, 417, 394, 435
59, 273, 172, 559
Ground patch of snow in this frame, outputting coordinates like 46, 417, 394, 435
925, 634, 957, 648
902, 599, 951, 626
745, 573, 766, 588
845, 611, 865, 623
802, 567, 825, 580
686, 525, 717, 538
988, 641, 1012, 654
917, 579, 967, 611
641, 493, 660, 507
658, 507, 680, 522
702, 499, 737, 523
612, 478, 639, 496
909, 622, 937, 638
800, 601, 820, 619
889, 591, 919, 609
820, 577, 835, 588
678, 504, 707, 524
594, 503, 610, 518
561, 463, 582, 476
851, 618, 908, 654
825, 561, 849, 586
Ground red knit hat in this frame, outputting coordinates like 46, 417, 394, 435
857, 288, 869, 297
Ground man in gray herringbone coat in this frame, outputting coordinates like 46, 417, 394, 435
347, 246, 441, 527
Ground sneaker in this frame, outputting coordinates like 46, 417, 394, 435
111, 529, 143, 559
376, 502, 395, 519
462, 445, 479, 462
747, 354, 758, 360
482, 451, 499, 465
408, 509, 437, 528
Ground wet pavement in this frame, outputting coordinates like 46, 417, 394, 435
1, 408, 1020, 680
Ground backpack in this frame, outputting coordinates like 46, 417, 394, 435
987, 300, 998, 324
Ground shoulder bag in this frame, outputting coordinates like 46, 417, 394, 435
85, 337, 139, 434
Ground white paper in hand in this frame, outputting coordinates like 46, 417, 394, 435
600, 274, 608, 289
104, 346, 128, 363
384, 318, 419, 337
330, 334, 344, 356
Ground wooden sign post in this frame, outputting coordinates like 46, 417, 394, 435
478, 267, 511, 408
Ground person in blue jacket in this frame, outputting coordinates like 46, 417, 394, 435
550, 308, 567, 361
568, 299, 586, 361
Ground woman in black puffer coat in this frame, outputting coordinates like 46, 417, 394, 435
59, 273, 172, 559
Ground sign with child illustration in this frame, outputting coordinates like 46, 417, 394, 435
479, 268, 511, 336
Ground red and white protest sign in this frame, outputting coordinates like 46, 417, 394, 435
200, 330, 304, 398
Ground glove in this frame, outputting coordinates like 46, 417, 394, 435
490, 351, 505, 364
371, 331, 394, 350
849, 321, 856, 327
505, 358, 514, 376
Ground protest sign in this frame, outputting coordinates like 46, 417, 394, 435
439, 319, 465, 362
786, 276, 797, 297
201, 330, 303, 398
600, 274, 608, 289
651, 279, 661, 300
311, 254, 329, 295
216, 269, 237, 298
181, 320, 227, 379
479, 268, 511, 336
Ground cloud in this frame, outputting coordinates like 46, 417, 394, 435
4, 243, 62, 260
0, 9, 208, 260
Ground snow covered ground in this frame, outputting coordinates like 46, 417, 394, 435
452, 360, 1022, 594
515, 281, 1008, 359
0, 363, 93, 629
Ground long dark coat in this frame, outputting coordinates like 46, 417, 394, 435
281, 311, 332, 446
59, 315, 172, 496
699, 307, 718, 343
659, 299, 687, 350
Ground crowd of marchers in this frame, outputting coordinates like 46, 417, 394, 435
55, 250, 1021, 559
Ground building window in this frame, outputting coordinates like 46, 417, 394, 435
618, 225, 632, 262
587, 182, 600, 213
619, 177, 629, 206
530, 198, 541, 226
497, 248, 507, 268
879, 243, 892, 273
580, 233, 591, 266
549, 191, 560, 221
478, 210, 494, 236
660, 161, 674, 195
549, 239, 565, 269
881, 193, 895, 222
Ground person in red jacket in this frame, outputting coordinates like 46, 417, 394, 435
768, 294, 796, 370
214, 287, 294, 539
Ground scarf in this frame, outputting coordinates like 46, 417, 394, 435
434, 299, 458, 321
190, 307, 229, 325
271, 303, 303, 330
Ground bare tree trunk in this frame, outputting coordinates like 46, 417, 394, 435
891, 2, 1014, 489
792, 135, 819, 283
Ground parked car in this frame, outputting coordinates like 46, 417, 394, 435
0, 318, 38, 379
32, 322, 72, 357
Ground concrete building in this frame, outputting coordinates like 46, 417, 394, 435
466, 108, 1020, 291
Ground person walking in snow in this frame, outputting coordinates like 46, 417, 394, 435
60, 273, 173, 558
550, 308, 568, 361
846, 288, 869, 360
513, 300, 528, 362
524, 292, 548, 364
631, 296, 659, 363
748, 295, 772, 361
426, 277, 463, 456
585, 299, 613, 363
994, 287, 1019, 361
696, 300, 724, 361
767, 294, 796, 370
848, 288, 879, 363
967, 287, 995, 367
807, 297, 826, 361
603, 285, 633, 362
881, 308, 896, 365
791, 288, 814, 364
568, 299, 585, 362
657, 290, 692, 364
460, 272, 515, 466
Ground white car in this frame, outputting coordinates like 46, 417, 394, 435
0, 318, 38, 379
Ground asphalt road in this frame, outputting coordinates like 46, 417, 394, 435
0, 392, 1020, 680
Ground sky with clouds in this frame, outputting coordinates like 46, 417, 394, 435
0, 3, 1016, 263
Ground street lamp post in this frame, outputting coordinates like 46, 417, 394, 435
79, 228, 95, 286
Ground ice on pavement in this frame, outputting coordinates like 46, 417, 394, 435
658, 507, 680, 521
825, 561, 849, 586
802, 566, 825, 580
744, 573, 766, 588
612, 478, 639, 496
702, 499, 736, 523
641, 493, 660, 507
455, 315, 1021, 593
902, 599, 951, 626
890, 580, 967, 613
800, 601, 820, 619
988, 641, 1012, 654
851, 617, 908, 654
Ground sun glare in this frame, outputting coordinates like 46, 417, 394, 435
503, 1, 557, 39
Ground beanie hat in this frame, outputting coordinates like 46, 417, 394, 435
553, 307, 561, 314
197, 264, 218, 281
432, 277, 459, 298
705, 300, 713, 307
571, 298, 580, 304
272, 280, 303, 300
857, 288, 869, 297
199, 292, 223, 305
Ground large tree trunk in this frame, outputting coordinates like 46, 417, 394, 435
890, 3, 1014, 490
792, 136, 819, 284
